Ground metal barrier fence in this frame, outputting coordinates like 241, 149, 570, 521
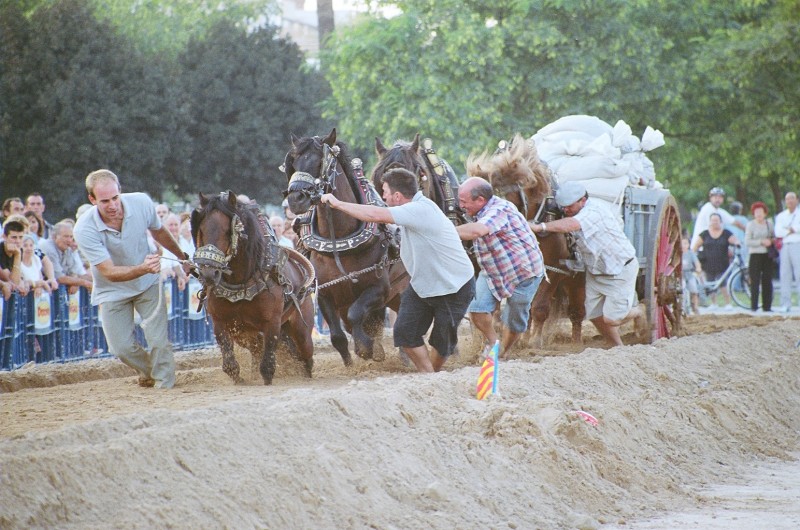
0, 278, 215, 371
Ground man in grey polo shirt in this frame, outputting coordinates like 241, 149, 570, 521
39, 221, 93, 293
74, 169, 189, 388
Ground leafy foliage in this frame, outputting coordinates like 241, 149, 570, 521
177, 20, 332, 205
323, 0, 799, 214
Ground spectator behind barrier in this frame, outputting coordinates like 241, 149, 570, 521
23, 210, 45, 243
20, 233, 56, 295
39, 221, 93, 294
0, 219, 26, 294
25, 192, 55, 239
1, 197, 24, 224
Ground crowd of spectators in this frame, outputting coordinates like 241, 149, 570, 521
688, 187, 800, 313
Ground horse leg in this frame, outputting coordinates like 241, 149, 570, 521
285, 297, 316, 378
258, 325, 281, 385
364, 308, 387, 362
565, 273, 586, 344
347, 285, 386, 360
319, 295, 351, 366
217, 329, 244, 384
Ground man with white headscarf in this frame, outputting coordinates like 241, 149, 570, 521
530, 181, 645, 346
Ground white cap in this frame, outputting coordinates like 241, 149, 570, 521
555, 181, 587, 207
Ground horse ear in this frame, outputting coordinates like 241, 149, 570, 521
322, 127, 336, 147
375, 137, 387, 156
199, 192, 209, 207
290, 133, 300, 147
411, 133, 420, 153
227, 190, 237, 208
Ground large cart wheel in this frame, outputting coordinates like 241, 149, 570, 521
644, 194, 683, 341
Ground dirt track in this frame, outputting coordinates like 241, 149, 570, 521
1, 313, 799, 529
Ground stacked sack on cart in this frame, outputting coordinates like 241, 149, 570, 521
530, 114, 665, 211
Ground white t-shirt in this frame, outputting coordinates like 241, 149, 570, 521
389, 192, 473, 298
20, 254, 44, 283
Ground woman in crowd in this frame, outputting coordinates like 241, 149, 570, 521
692, 212, 739, 308
20, 233, 57, 295
24, 210, 45, 243
745, 202, 775, 312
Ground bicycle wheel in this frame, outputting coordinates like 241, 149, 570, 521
729, 268, 755, 309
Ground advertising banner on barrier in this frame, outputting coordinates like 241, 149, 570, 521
68, 291, 82, 329
187, 278, 204, 320
34, 292, 53, 335
164, 280, 173, 315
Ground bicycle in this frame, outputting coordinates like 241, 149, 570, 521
694, 246, 754, 310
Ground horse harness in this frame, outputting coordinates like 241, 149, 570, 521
193, 198, 313, 315
290, 144, 400, 266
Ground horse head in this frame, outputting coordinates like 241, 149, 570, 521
191, 191, 263, 286
371, 133, 425, 194
282, 128, 355, 216
467, 134, 553, 221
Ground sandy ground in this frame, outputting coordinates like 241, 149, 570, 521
1, 313, 799, 529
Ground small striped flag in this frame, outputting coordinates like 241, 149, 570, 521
476, 341, 500, 400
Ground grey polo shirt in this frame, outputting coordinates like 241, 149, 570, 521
38, 238, 86, 279
74, 192, 161, 305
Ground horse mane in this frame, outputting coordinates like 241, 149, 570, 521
370, 139, 426, 188
465, 134, 552, 202
288, 136, 359, 199
196, 193, 267, 278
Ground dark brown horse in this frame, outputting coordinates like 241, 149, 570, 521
466, 135, 586, 346
191, 191, 315, 384
371, 133, 479, 272
283, 128, 408, 364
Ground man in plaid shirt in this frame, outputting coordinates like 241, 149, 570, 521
531, 181, 645, 346
457, 177, 544, 359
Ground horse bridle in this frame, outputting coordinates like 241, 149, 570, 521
285, 141, 341, 204
193, 195, 247, 277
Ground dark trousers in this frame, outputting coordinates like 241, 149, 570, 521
749, 253, 774, 311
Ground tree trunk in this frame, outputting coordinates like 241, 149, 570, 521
317, 0, 334, 54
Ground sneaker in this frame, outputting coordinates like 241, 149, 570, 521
137, 375, 155, 388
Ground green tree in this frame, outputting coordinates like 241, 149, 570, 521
322, 0, 679, 171
89, 0, 278, 58
1, 0, 188, 218
177, 19, 331, 206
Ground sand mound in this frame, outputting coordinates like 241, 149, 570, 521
1, 319, 799, 528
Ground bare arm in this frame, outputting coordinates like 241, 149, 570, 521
95, 254, 161, 282
150, 226, 189, 277
320, 194, 395, 224
530, 217, 581, 234
456, 222, 489, 240
40, 255, 59, 290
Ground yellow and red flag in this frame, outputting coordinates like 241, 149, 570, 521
476, 341, 500, 400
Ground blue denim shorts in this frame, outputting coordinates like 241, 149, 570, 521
468, 272, 542, 333
393, 278, 475, 357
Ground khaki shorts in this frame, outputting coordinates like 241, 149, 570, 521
585, 259, 638, 322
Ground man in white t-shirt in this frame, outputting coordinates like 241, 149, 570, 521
774, 191, 800, 312
320, 168, 475, 373
691, 187, 745, 245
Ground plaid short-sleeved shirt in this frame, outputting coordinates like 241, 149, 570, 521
474, 196, 544, 299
